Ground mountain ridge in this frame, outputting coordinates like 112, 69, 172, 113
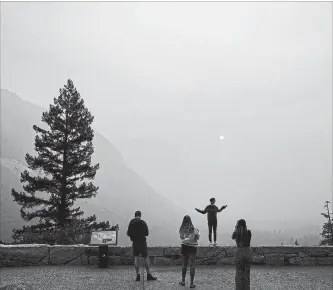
0, 88, 189, 245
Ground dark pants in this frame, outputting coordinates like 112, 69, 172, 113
208, 219, 217, 242
235, 248, 252, 290
133, 241, 148, 258
181, 245, 196, 285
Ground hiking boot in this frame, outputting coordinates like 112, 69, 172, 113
147, 273, 157, 281
136, 274, 140, 281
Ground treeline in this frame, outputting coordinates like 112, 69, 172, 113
251, 230, 320, 246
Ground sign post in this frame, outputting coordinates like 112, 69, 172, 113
90, 230, 119, 268
90, 230, 118, 246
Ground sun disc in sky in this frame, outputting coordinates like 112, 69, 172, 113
219, 136, 224, 140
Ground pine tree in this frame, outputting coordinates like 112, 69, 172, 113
11, 79, 113, 244
320, 201, 333, 246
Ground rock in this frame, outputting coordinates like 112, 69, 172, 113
328, 248, 333, 257
317, 257, 333, 265
88, 256, 98, 265
148, 247, 163, 257
122, 247, 133, 258
265, 254, 285, 266
121, 256, 134, 265
107, 247, 123, 256
298, 251, 308, 258
301, 257, 321, 266
289, 257, 302, 265
0, 245, 49, 267
217, 257, 235, 265
251, 255, 265, 265
302, 247, 330, 258
173, 258, 183, 265
67, 254, 89, 266
86, 246, 123, 257
197, 247, 225, 259
154, 257, 172, 266
254, 246, 299, 255
225, 247, 237, 257
164, 247, 181, 257
49, 246, 85, 265
108, 256, 123, 266
196, 258, 213, 265
285, 254, 298, 258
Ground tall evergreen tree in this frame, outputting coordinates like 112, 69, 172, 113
12, 79, 113, 244
320, 201, 333, 246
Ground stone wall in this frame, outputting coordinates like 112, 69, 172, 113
1, 245, 332, 267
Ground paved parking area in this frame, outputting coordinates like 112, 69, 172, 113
0, 265, 332, 290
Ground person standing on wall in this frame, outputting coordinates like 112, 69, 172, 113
232, 219, 252, 290
127, 211, 157, 282
195, 197, 227, 246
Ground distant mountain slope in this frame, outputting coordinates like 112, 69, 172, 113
0, 89, 186, 245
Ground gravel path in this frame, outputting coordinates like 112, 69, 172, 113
0, 265, 332, 290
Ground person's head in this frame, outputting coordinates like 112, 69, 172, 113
210, 198, 216, 205
134, 211, 141, 219
237, 219, 246, 228
236, 219, 247, 234
179, 215, 194, 233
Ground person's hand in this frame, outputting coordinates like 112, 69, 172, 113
221, 205, 227, 210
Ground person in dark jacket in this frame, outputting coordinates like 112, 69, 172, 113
127, 211, 157, 282
232, 219, 252, 290
195, 197, 227, 246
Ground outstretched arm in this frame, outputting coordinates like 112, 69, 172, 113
195, 207, 207, 214
217, 205, 228, 212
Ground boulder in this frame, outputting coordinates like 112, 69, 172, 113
302, 247, 330, 258
298, 251, 308, 258
217, 257, 235, 265
49, 246, 85, 265
67, 254, 89, 266
265, 253, 285, 266
148, 247, 164, 257
164, 247, 181, 257
153, 257, 172, 266
0, 245, 49, 267
289, 257, 302, 265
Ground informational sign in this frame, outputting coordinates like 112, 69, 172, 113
90, 231, 118, 245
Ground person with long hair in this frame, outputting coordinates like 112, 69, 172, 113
232, 219, 252, 290
179, 215, 200, 288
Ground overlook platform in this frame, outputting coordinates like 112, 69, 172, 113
1, 265, 332, 290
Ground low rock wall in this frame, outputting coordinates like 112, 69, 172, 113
1, 245, 332, 267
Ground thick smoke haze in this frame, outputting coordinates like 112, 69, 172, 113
1, 2, 332, 232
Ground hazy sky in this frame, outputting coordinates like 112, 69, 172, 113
1, 2, 332, 225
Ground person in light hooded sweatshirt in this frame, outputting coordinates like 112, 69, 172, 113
179, 215, 200, 289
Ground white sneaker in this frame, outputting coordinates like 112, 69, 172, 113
209, 242, 213, 247
214, 242, 218, 247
